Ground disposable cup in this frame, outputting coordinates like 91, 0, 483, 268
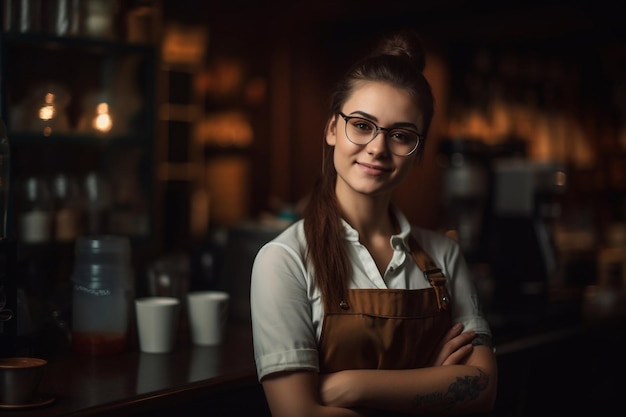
187, 291, 229, 346
135, 297, 180, 353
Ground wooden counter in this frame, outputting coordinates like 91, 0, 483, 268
5, 300, 626, 417
6, 321, 270, 417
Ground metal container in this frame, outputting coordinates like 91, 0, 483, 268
0, 357, 46, 404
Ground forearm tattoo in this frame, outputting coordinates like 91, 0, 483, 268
471, 333, 493, 348
411, 369, 490, 409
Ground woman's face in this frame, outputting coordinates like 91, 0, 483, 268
326, 80, 424, 199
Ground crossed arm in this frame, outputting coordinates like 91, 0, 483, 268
261, 325, 498, 417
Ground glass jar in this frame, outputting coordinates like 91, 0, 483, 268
52, 174, 84, 243
71, 235, 134, 355
18, 177, 53, 244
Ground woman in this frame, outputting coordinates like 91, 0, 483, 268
250, 29, 497, 417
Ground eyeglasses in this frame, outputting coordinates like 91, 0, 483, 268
338, 112, 422, 156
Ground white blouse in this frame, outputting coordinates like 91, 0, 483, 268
250, 207, 492, 381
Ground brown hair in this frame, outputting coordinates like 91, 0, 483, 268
303, 30, 435, 311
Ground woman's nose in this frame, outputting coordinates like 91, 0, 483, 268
366, 130, 389, 155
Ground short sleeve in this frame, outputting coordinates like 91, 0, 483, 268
250, 241, 319, 381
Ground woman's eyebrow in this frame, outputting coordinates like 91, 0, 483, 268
348, 111, 418, 131
347, 110, 378, 121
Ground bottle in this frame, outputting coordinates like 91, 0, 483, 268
83, 171, 111, 235
18, 176, 53, 244
71, 235, 134, 355
52, 173, 84, 242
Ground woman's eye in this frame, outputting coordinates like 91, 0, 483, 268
391, 131, 408, 141
353, 120, 373, 131
390, 130, 417, 144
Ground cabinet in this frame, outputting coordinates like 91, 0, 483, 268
0, 30, 160, 352
0, 32, 159, 247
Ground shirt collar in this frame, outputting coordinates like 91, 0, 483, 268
390, 206, 412, 252
341, 218, 360, 242
340, 206, 412, 250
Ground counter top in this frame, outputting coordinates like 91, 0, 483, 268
6, 322, 261, 417
5, 295, 625, 417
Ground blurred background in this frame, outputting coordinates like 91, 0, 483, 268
1, 1, 625, 415
1, 0, 625, 348
159, 0, 626, 324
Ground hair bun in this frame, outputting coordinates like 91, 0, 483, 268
374, 30, 427, 73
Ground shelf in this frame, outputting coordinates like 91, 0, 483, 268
7, 131, 151, 146
0, 32, 155, 55
1, 27, 159, 246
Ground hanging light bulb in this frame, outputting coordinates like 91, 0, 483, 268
38, 92, 58, 136
38, 93, 56, 121
93, 102, 113, 133
24, 83, 70, 136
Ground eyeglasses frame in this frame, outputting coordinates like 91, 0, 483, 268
337, 112, 422, 156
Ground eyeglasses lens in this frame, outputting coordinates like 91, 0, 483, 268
344, 117, 418, 156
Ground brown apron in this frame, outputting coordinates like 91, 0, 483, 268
318, 236, 452, 373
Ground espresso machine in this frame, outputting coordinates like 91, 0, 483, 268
439, 137, 566, 319
486, 157, 566, 317
438, 137, 492, 263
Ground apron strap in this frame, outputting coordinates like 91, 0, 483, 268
409, 234, 450, 311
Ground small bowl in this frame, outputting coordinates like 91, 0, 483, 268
0, 357, 47, 405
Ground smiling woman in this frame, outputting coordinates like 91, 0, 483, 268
250, 29, 497, 417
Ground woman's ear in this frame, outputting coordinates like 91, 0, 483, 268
326, 115, 338, 146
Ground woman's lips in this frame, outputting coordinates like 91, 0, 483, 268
357, 162, 391, 175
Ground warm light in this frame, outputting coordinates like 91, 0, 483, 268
196, 111, 254, 146
38, 93, 57, 121
39, 104, 56, 121
93, 102, 113, 133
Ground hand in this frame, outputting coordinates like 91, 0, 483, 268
428, 323, 474, 367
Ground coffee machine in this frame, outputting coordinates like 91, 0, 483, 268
438, 137, 492, 263
486, 158, 566, 317
439, 137, 566, 319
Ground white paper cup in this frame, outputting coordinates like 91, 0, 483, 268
135, 297, 180, 353
187, 291, 229, 346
